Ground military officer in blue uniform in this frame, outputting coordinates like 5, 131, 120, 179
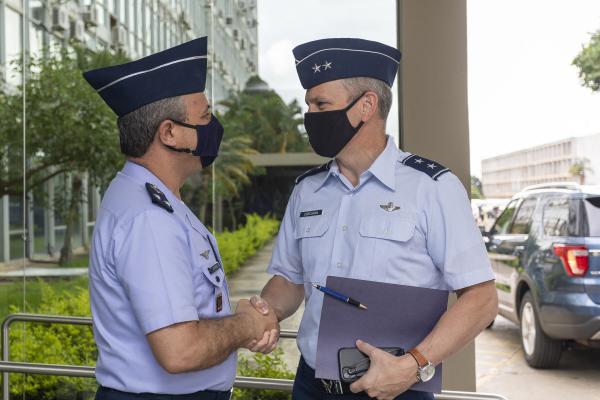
253, 38, 499, 400
84, 37, 277, 400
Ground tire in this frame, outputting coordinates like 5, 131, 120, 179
519, 291, 562, 368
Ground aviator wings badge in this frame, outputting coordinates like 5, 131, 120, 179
380, 202, 400, 212
200, 250, 210, 259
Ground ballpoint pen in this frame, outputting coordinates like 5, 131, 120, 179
312, 283, 368, 310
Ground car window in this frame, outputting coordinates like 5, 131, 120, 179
583, 196, 600, 237
509, 197, 537, 234
492, 199, 518, 235
542, 198, 576, 237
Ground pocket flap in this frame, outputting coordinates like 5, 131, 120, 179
359, 216, 416, 242
295, 218, 329, 239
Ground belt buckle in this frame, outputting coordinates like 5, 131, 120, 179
320, 379, 345, 395
320, 379, 333, 394
334, 380, 345, 395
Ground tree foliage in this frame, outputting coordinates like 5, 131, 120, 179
219, 76, 310, 154
573, 29, 600, 92
0, 44, 129, 197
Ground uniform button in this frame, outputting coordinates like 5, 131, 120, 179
342, 225, 348, 231
216, 276, 221, 283
384, 228, 390, 234
305, 226, 311, 233
336, 262, 342, 268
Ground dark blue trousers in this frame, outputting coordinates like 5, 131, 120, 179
292, 358, 434, 400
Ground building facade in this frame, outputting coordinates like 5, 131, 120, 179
481, 133, 600, 198
0, 0, 258, 263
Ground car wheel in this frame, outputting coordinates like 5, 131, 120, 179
519, 291, 562, 368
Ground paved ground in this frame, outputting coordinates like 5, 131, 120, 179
476, 315, 600, 399
228, 241, 600, 399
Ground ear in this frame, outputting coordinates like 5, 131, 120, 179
156, 119, 177, 146
360, 91, 379, 123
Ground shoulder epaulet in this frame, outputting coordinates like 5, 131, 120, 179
295, 160, 333, 185
145, 182, 174, 213
401, 154, 451, 181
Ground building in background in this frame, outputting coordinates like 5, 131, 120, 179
0, 0, 258, 263
481, 132, 600, 198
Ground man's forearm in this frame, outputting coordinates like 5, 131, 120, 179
148, 313, 254, 373
261, 275, 304, 321
414, 280, 498, 365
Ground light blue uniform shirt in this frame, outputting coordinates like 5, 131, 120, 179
267, 136, 494, 369
89, 161, 236, 394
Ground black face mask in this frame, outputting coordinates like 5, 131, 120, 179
303, 93, 366, 158
165, 113, 224, 168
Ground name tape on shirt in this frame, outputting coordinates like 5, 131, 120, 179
300, 210, 323, 218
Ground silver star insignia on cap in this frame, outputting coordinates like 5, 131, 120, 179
380, 202, 400, 212
200, 250, 210, 259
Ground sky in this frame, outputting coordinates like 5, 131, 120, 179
257, 0, 600, 178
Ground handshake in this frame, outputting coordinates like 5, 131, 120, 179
235, 295, 280, 354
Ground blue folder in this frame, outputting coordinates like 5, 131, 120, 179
315, 276, 449, 393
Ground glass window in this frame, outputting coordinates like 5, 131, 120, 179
543, 198, 574, 237
509, 198, 537, 235
4, 6, 22, 85
29, 22, 44, 59
492, 199, 518, 235
583, 196, 600, 237
144, 2, 151, 43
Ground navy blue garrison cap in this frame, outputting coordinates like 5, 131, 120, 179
293, 38, 401, 90
83, 37, 208, 117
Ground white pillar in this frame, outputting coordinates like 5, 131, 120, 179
399, 0, 476, 392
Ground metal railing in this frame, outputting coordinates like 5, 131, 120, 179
1, 313, 507, 400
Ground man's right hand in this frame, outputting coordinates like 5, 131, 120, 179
235, 298, 279, 352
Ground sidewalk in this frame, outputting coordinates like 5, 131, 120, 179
227, 240, 303, 370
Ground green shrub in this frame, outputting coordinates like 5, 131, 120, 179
216, 214, 280, 276
234, 348, 294, 400
7, 281, 97, 400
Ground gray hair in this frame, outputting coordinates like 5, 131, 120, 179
117, 96, 187, 157
341, 77, 393, 122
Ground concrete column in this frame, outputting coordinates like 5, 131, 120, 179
398, 0, 476, 392
0, 195, 9, 262
45, 177, 56, 256
26, 191, 34, 257
81, 173, 89, 247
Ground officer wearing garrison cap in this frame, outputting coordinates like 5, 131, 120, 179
252, 38, 498, 400
84, 37, 278, 400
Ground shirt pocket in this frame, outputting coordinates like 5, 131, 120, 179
356, 214, 417, 279
294, 212, 331, 285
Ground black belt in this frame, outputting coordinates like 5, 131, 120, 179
96, 386, 232, 400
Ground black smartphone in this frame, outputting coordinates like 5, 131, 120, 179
338, 346, 404, 383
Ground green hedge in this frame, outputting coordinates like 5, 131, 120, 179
234, 349, 294, 400
216, 213, 280, 276
3, 214, 281, 399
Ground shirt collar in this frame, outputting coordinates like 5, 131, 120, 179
367, 135, 398, 191
313, 135, 398, 192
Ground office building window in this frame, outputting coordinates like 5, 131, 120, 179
4, 6, 22, 85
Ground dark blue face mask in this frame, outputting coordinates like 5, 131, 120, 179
165, 113, 224, 168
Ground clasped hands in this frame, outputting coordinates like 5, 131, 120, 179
235, 295, 280, 354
